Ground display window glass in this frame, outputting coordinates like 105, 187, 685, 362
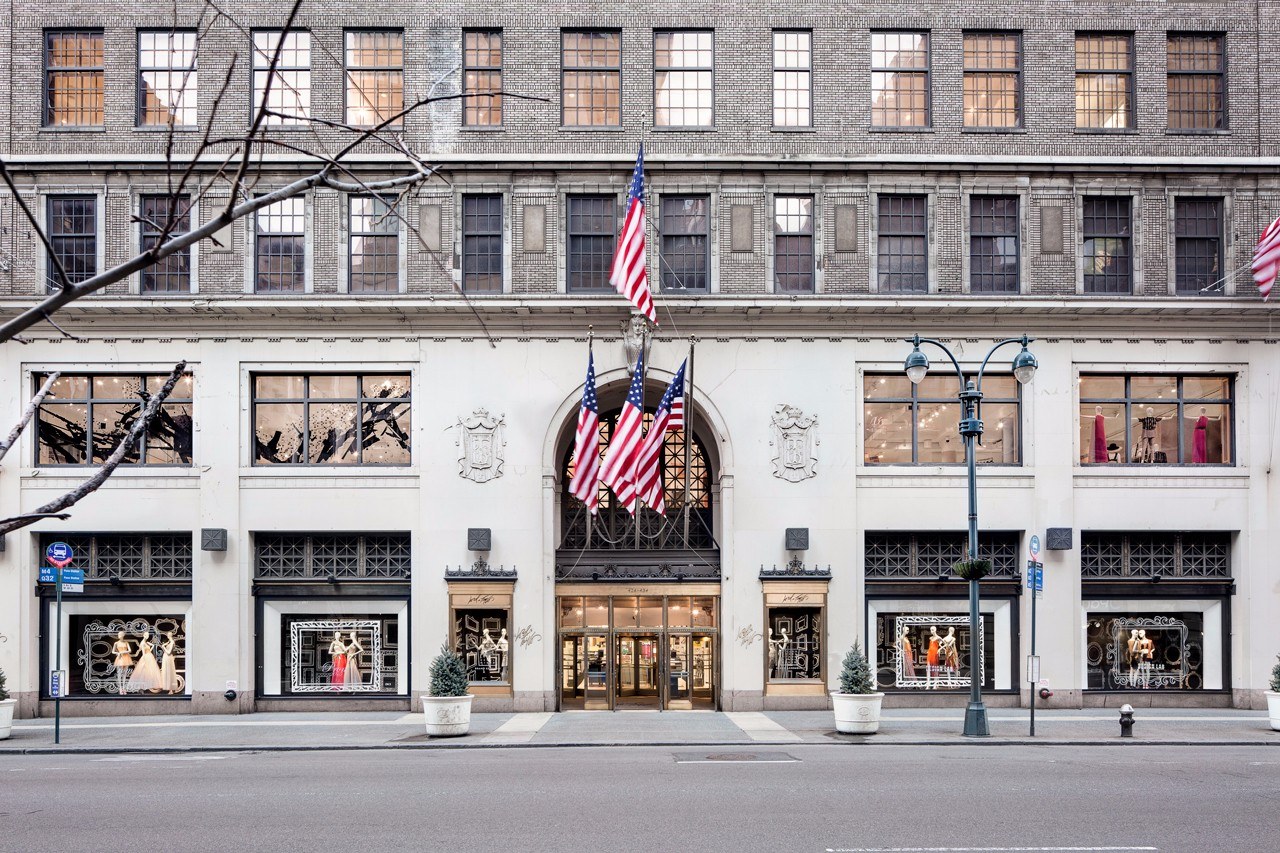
46, 601, 192, 698
869, 599, 1013, 691
1078, 373, 1232, 465
766, 606, 822, 681
454, 608, 509, 684
260, 600, 407, 696
1085, 611, 1217, 690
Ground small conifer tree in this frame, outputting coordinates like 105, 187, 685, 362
0, 669, 9, 702
838, 643, 875, 694
1270, 654, 1280, 693
428, 645, 470, 697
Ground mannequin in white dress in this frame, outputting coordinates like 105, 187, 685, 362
343, 632, 364, 688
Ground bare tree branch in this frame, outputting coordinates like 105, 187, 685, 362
0, 371, 59, 463
0, 362, 188, 536
0, 159, 71, 291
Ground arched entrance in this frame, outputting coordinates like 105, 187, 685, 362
552, 382, 722, 711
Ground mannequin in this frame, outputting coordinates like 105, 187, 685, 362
329, 631, 347, 687
900, 627, 916, 679
343, 631, 364, 688
497, 628, 510, 680
126, 631, 164, 693
1189, 405, 1220, 464
1136, 629, 1155, 688
1135, 407, 1162, 463
1092, 405, 1108, 463
768, 628, 790, 679
940, 627, 960, 682
1126, 628, 1140, 682
479, 628, 499, 675
160, 631, 180, 695
112, 631, 134, 696
926, 626, 941, 689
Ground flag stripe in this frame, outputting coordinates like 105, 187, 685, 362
610, 146, 658, 322
599, 349, 647, 516
569, 350, 601, 513
1251, 215, 1280, 300
635, 360, 687, 515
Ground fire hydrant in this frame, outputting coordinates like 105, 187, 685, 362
1119, 704, 1135, 738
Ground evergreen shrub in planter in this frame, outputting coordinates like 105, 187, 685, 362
830, 643, 885, 735
423, 645, 473, 737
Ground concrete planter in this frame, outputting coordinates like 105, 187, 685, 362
831, 691, 885, 734
1266, 691, 1280, 732
423, 694, 473, 737
0, 699, 15, 740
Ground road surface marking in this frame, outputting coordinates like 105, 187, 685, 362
724, 712, 802, 742
826, 847, 1158, 852
94, 755, 228, 762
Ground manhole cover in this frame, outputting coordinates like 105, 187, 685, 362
674, 752, 799, 764
707, 753, 760, 761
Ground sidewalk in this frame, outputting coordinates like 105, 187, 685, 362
2, 708, 1276, 754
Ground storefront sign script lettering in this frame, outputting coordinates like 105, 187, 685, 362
516, 625, 542, 648
466, 594, 496, 605
781, 593, 810, 603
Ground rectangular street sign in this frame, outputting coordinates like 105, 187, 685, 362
60, 568, 84, 593
1026, 561, 1043, 591
1027, 655, 1041, 684
39, 565, 56, 584
49, 669, 66, 698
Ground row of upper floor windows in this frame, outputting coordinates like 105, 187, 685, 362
41, 190, 1238, 297
31, 371, 1236, 469
39, 28, 1228, 134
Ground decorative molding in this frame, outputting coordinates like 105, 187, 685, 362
760, 558, 831, 578
1073, 475, 1248, 489
770, 404, 818, 482
457, 408, 506, 483
621, 315, 657, 367
446, 560, 517, 580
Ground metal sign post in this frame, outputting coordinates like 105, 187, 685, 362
1027, 535, 1043, 738
44, 541, 75, 745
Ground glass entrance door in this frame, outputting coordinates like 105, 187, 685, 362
615, 634, 660, 709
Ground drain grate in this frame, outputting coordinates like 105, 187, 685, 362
674, 752, 799, 764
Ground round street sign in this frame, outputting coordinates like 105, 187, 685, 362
45, 541, 74, 567
1029, 534, 1041, 560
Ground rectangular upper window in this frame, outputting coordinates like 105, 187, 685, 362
1075, 33, 1133, 130
1079, 374, 1233, 465
773, 30, 811, 128
253, 30, 311, 125
1174, 198, 1223, 295
463, 30, 503, 126
1167, 33, 1225, 132
253, 374, 411, 465
877, 194, 927, 293
566, 195, 617, 291
36, 373, 195, 466
655, 31, 714, 128
864, 374, 1021, 465
969, 196, 1019, 293
462, 194, 503, 293
45, 29, 104, 127
345, 30, 403, 128
1082, 196, 1132, 294
47, 195, 97, 291
348, 195, 399, 293
255, 197, 306, 293
561, 31, 621, 127
137, 30, 197, 127
774, 195, 814, 293
963, 32, 1020, 129
871, 32, 930, 128
660, 195, 710, 292
139, 194, 192, 293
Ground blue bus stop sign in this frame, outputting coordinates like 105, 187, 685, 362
46, 541, 74, 564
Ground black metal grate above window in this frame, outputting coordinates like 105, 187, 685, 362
864, 531, 1019, 579
39, 532, 193, 580
1081, 532, 1230, 579
255, 533, 411, 580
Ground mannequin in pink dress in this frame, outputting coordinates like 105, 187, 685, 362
1190, 406, 1218, 464
1092, 406, 1108, 462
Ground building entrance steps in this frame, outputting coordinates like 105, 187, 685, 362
1, 708, 1274, 754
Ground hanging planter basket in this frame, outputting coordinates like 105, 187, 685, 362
952, 559, 992, 581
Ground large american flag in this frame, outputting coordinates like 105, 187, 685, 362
1251, 215, 1280, 301
599, 349, 646, 515
568, 348, 601, 513
634, 359, 687, 515
610, 146, 657, 323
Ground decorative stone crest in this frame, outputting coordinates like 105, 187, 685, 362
457, 408, 506, 483
621, 315, 656, 369
770, 404, 818, 482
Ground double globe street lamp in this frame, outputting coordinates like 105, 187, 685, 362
902, 333, 1039, 737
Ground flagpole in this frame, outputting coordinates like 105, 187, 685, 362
586, 326, 594, 549
635, 320, 648, 549
683, 336, 696, 548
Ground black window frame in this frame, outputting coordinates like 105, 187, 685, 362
46, 194, 98, 292
560, 30, 622, 128
659, 194, 711, 293
653, 29, 715, 129
876, 194, 928, 294
136, 29, 198, 129
139, 193, 193, 294
461, 193, 504, 294
1079, 374, 1234, 466
44, 28, 105, 128
962, 31, 1022, 130
1074, 32, 1135, 131
772, 29, 812, 129
343, 29, 405, 129
251, 29, 311, 126
773, 194, 815, 294
863, 373, 1023, 466
1082, 196, 1133, 294
565, 194, 617, 292
254, 196, 307, 293
1166, 32, 1226, 133
1173, 197, 1223, 295
870, 30, 931, 129
969, 195, 1020, 293
462, 29, 503, 127
251, 373, 412, 466
348, 194, 400, 294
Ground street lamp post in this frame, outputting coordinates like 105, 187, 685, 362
902, 333, 1039, 737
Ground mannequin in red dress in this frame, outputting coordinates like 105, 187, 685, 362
926, 626, 941, 689
1093, 406, 1108, 463
329, 631, 347, 688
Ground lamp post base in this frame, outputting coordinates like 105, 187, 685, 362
963, 701, 990, 737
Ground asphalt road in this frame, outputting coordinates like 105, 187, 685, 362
0, 745, 1275, 852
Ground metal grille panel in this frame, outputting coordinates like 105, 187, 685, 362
254, 533, 411, 580
1081, 532, 1231, 579
864, 532, 1019, 579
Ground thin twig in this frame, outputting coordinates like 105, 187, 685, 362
0, 371, 59, 463
0, 159, 71, 291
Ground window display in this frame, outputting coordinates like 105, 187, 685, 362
455, 608, 510, 683
1086, 613, 1204, 690
1078, 374, 1232, 465
874, 613, 995, 690
37, 373, 194, 465
864, 373, 1020, 465
71, 615, 187, 696
281, 616, 398, 693
767, 606, 822, 680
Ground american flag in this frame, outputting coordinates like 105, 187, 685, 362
598, 349, 646, 515
634, 359, 687, 515
610, 146, 657, 323
568, 348, 601, 514
1251, 215, 1280, 301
